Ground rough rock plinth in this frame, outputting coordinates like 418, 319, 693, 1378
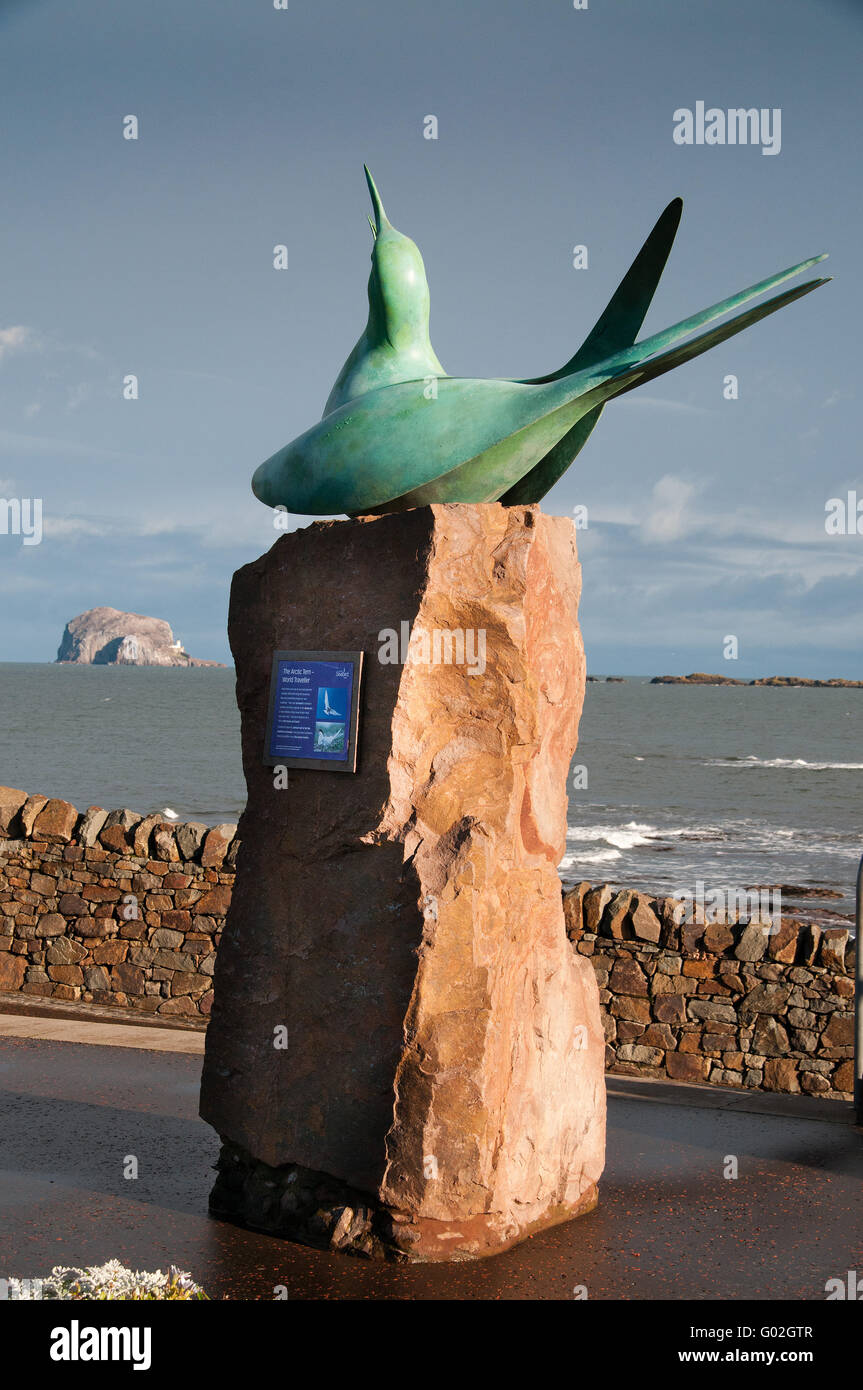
199, 503, 605, 1260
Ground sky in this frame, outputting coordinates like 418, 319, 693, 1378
0, 0, 860, 674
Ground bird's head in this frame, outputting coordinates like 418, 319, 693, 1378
364, 165, 432, 349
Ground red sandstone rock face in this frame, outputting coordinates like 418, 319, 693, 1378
0, 953, 26, 990
0, 787, 27, 836
32, 799, 78, 843
200, 503, 606, 1260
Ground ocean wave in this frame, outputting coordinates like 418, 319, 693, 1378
706, 756, 863, 770
560, 848, 622, 868
563, 817, 857, 859
565, 820, 731, 849
565, 821, 657, 850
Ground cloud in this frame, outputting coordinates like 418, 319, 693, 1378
45, 333, 101, 362
0, 430, 135, 460
65, 382, 92, 411
40, 516, 112, 539
573, 494, 863, 663
0, 572, 54, 599
34, 506, 281, 552
615, 395, 711, 416
0, 325, 39, 363
642, 473, 696, 542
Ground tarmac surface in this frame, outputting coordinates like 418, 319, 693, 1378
0, 1019, 860, 1301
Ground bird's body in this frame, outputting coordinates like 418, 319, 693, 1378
251, 169, 829, 518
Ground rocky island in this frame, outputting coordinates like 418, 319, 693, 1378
56, 607, 225, 667
651, 672, 863, 688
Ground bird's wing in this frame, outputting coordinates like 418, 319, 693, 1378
498, 407, 604, 505
502, 199, 683, 503
503, 253, 829, 503
520, 197, 684, 384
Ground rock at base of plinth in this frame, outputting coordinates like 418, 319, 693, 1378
199, 502, 606, 1262
209, 1138, 599, 1262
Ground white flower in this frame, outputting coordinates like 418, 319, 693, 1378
5, 1260, 207, 1300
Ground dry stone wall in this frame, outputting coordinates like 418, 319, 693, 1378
0, 787, 237, 1019
563, 881, 855, 1100
0, 784, 855, 1099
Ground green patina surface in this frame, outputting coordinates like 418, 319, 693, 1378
252, 168, 829, 517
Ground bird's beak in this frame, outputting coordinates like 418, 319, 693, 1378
364, 164, 391, 236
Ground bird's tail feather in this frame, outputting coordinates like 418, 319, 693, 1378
591, 255, 828, 380
579, 275, 831, 409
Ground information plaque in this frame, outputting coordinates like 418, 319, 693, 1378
263, 649, 364, 772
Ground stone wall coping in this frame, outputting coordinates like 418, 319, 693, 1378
0, 788, 240, 869
563, 883, 854, 977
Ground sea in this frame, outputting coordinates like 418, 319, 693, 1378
0, 664, 860, 922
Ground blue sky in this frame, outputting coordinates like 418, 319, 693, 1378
0, 0, 860, 674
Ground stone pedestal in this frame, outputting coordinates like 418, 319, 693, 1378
199, 502, 605, 1261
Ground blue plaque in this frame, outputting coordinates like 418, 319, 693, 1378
264, 649, 364, 772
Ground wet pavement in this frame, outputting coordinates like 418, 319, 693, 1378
0, 1033, 860, 1301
